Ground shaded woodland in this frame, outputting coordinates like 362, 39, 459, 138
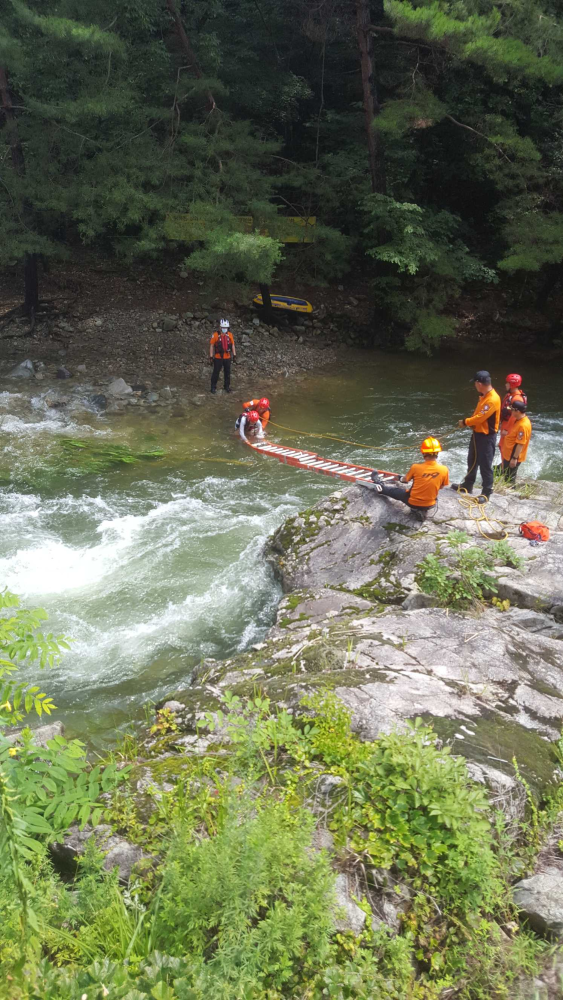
2, 0, 563, 349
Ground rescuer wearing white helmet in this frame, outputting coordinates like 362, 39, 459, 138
209, 318, 236, 394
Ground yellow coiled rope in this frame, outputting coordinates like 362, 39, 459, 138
453, 488, 508, 540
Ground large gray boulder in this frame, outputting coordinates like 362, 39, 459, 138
513, 870, 563, 938
5, 721, 64, 749
172, 593, 563, 796
169, 480, 563, 798
267, 482, 563, 612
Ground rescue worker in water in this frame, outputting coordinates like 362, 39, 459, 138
451, 370, 501, 502
370, 437, 449, 519
242, 397, 271, 429
236, 409, 265, 443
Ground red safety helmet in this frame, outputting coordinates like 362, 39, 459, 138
505, 373, 522, 387
258, 397, 270, 410
246, 410, 260, 424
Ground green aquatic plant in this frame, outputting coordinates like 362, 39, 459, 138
61, 438, 165, 473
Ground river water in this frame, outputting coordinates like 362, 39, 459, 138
1, 350, 562, 742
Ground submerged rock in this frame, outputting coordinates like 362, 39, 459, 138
106, 377, 132, 397
9, 358, 34, 378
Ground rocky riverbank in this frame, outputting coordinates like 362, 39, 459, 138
0, 289, 364, 391
0, 299, 357, 423
168, 478, 563, 780
25, 475, 563, 997
137, 477, 563, 973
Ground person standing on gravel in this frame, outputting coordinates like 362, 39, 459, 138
210, 319, 236, 394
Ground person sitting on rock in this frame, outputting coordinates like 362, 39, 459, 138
371, 438, 449, 520
236, 409, 265, 443
242, 396, 271, 429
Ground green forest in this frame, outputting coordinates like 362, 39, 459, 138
2, 0, 563, 351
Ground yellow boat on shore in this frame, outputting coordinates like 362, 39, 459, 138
252, 293, 313, 314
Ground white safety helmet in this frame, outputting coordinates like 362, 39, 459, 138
220, 318, 230, 330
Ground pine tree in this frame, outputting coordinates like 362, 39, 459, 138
0, 0, 181, 323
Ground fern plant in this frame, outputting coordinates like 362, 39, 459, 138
0, 592, 127, 960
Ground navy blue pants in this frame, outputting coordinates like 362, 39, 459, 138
462, 432, 496, 496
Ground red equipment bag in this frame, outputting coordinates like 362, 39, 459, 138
519, 521, 550, 542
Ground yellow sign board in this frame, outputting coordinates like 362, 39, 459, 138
164, 214, 316, 244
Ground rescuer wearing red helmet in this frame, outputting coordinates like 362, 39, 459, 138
370, 438, 449, 519
500, 374, 527, 437
242, 396, 271, 429
236, 409, 265, 442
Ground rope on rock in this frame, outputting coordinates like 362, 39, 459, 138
454, 488, 508, 540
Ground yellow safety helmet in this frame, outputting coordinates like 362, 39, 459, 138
421, 436, 441, 454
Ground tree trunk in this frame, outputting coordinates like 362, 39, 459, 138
165, 0, 216, 113
536, 263, 562, 312
0, 65, 25, 175
355, 0, 384, 194
1, 66, 40, 321
24, 254, 39, 325
259, 283, 277, 325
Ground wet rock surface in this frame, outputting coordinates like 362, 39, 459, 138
169, 480, 563, 795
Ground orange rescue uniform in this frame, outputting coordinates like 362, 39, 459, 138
404, 460, 450, 508
463, 388, 501, 435
210, 330, 235, 359
243, 399, 270, 429
500, 415, 532, 464
500, 388, 526, 434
